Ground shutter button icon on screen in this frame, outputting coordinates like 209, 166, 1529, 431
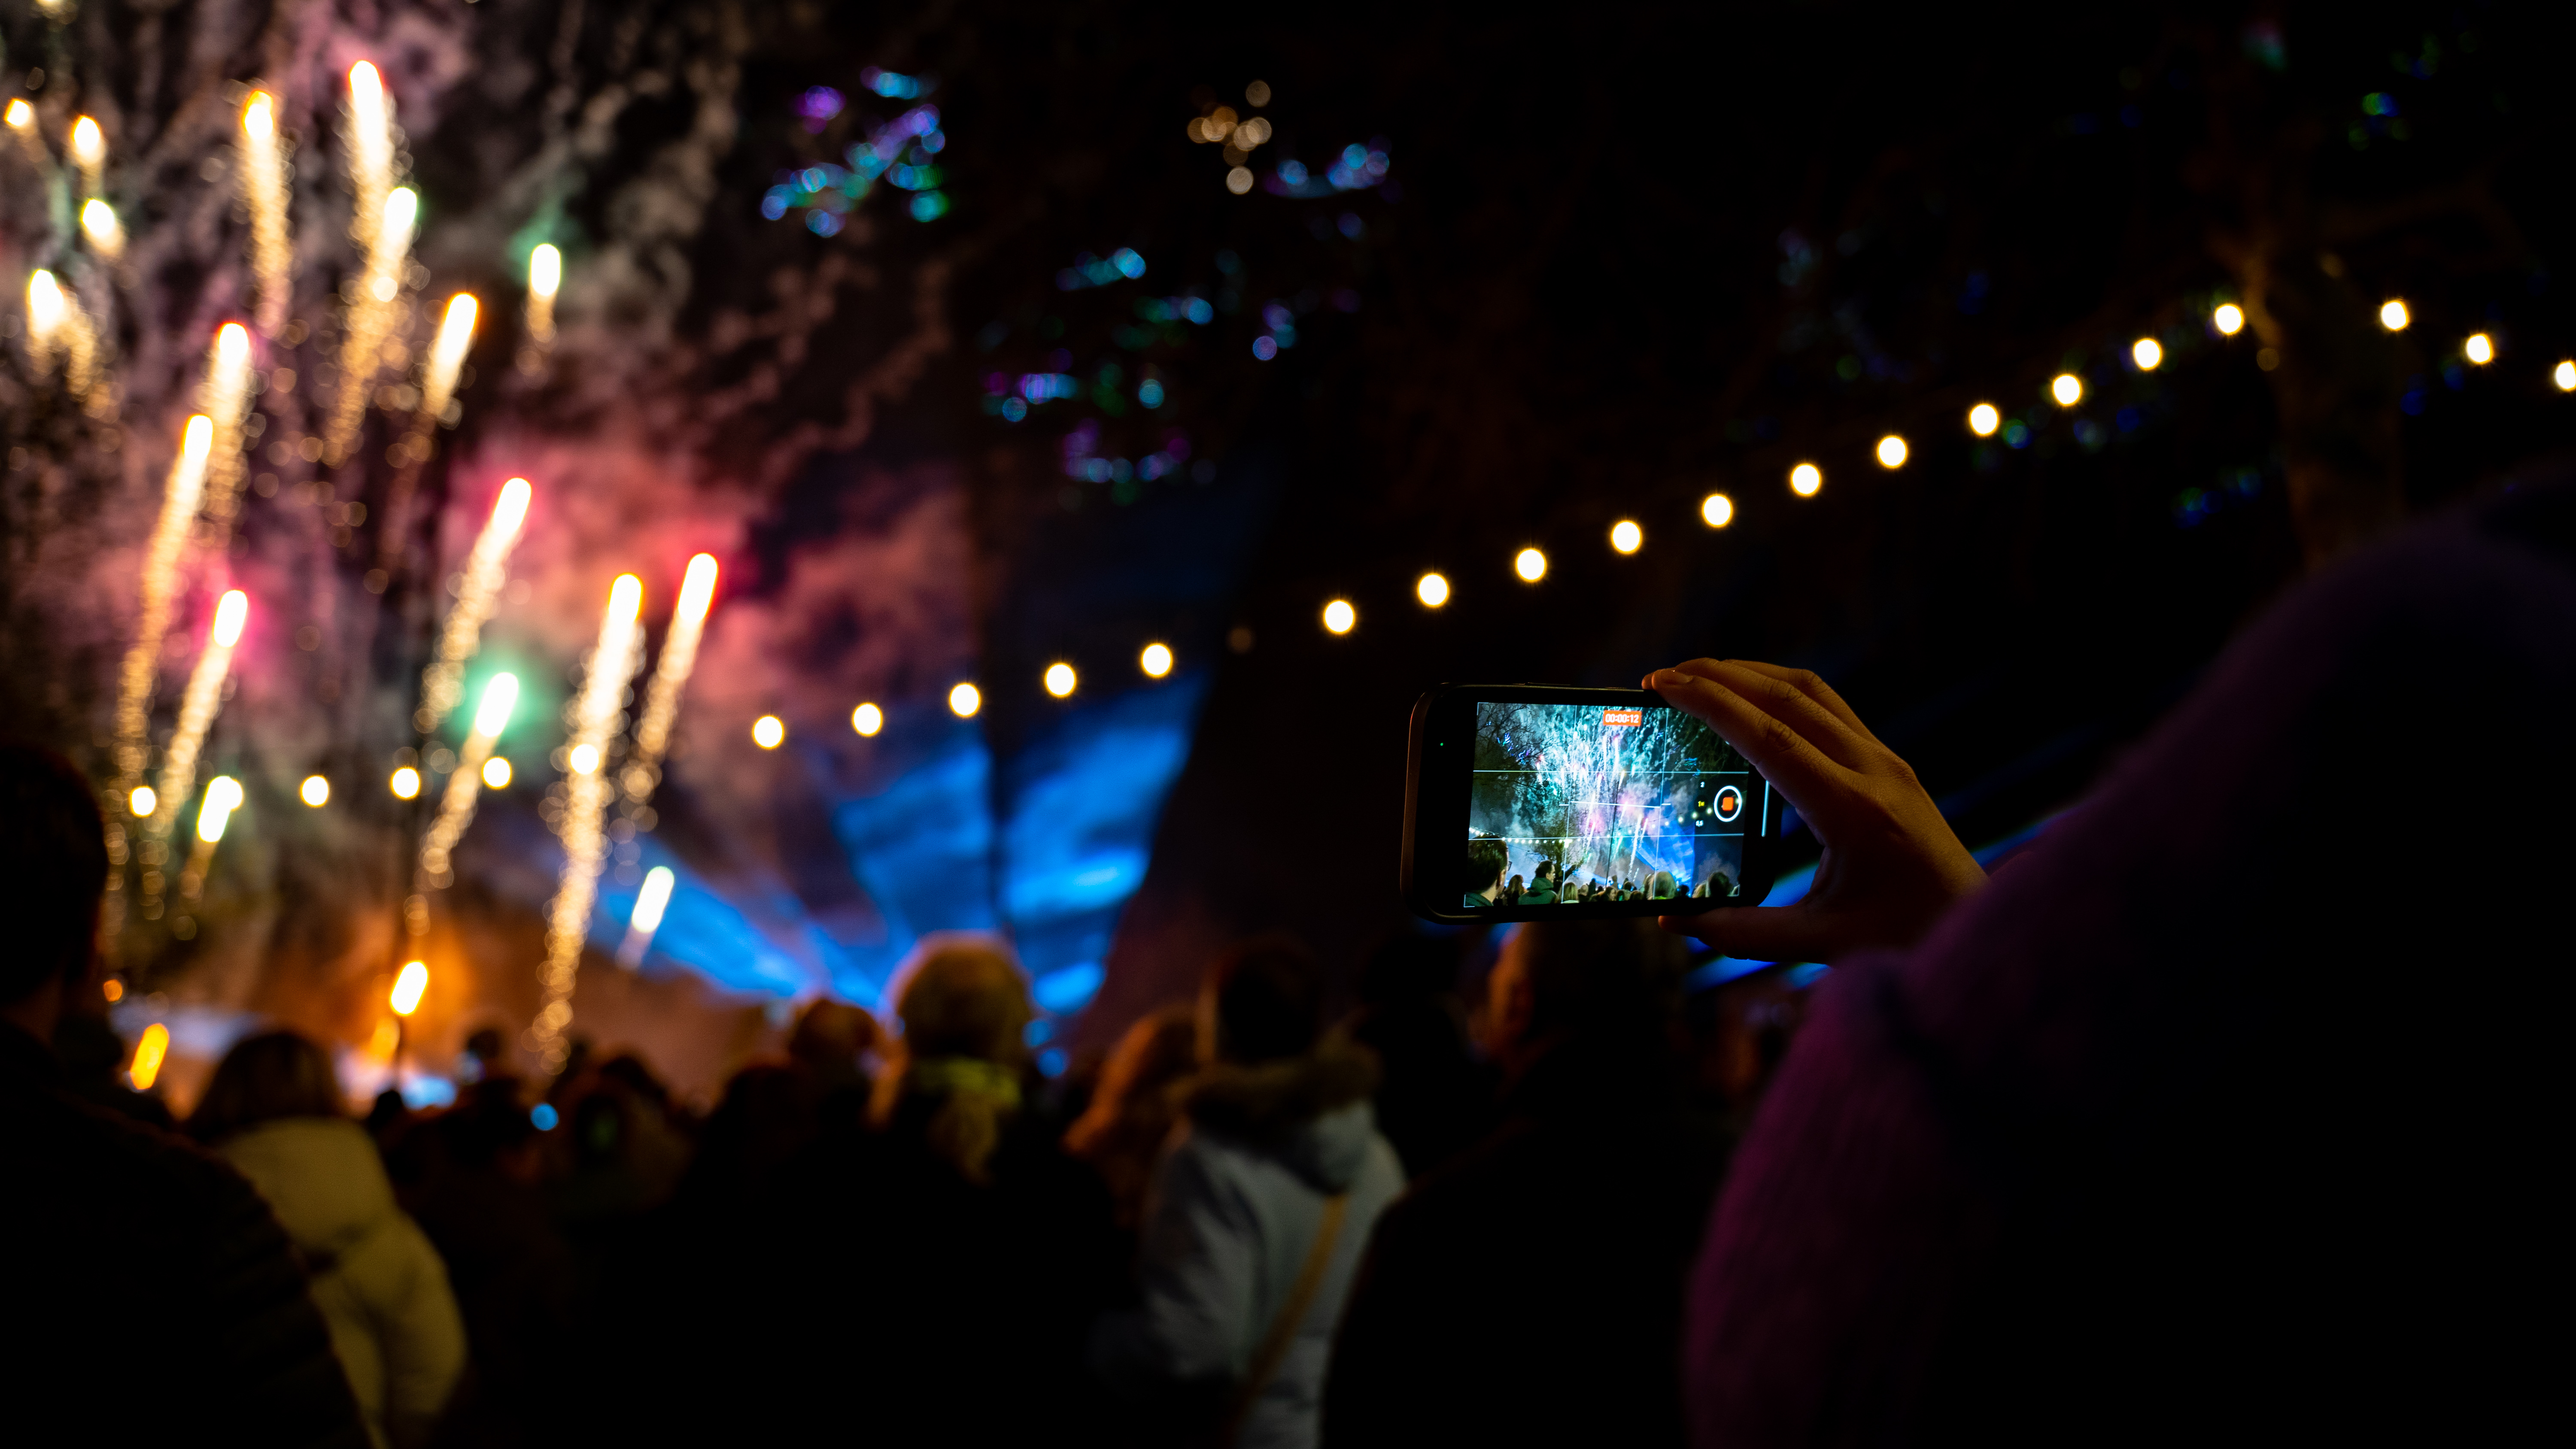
1713, 785, 1746, 822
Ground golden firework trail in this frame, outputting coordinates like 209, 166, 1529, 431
532, 575, 644, 1064
323, 63, 410, 467
621, 553, 719, 807
238, 92, 294, 338
376, 293, 477, 573
147, 589, 249, 844
416, 477, 532, 732
415, 673, 519, 904
25, 269, 99, 404
198, 324, 258, 545
110, 414, 217, 789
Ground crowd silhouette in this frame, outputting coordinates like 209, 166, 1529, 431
5, 479, 2570, 1444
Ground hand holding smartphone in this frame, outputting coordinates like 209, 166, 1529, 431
1400, 685, 1779, 923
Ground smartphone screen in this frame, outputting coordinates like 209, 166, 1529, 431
1458, 697, 1768, 913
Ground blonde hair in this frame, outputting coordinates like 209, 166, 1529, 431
874, 935, 1032, 1183
1066, 1005, 1200, 1226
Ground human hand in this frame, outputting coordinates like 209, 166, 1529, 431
1642, 658, 1985, 962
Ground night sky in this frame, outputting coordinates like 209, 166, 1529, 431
2, 0, 2567, 1092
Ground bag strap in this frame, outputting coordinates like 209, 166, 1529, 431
1221, 1192, 1351, 1445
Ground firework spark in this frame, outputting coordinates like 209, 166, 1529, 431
25, 269, 98, 403
520, 244, 561, 375
533, 575, 645, 1064
79, 199, 123, 258
377, 294, 478, 573
416, 477, 532, 732
110, 414, 216, 788
323, 184, 416, 467
4, 99, 41, 165
68, 114, 102, 197
175, 777, 244, 909
198, 324, 258, 542
621, 553, 719, 808
346, 63, 395, 249
147, 590, 249, 843
416, 672, 519, 903
238, 93, 294, 338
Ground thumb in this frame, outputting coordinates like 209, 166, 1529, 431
1659, 903, 1837, 965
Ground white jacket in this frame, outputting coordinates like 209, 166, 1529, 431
217, 1118, 466, 1446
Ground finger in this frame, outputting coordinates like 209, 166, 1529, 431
1658, 903, 1844, 964
1709, 659, 1885, 750
1659, 659, 1876, 772
1646, 670, 1855, 821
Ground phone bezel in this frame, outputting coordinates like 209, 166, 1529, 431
1400, 683, 1778, 924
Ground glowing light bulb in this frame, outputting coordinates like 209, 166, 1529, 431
2464, 333, 2494, 366
69, 115, 103, 168
130, 1022, 170, 1091
2379, 300, 2409, 332
948, 682, 982, 718
2051, 373, 2085, 407
1701, 493, 1734, 527
1140, 643, 1175, 677
390, 766, 422, 799
242, 92, 273, 140
2132, 337, 2163, 370
1967, 403, 2000, 437
752, 715, 786, 749
2213, 303, 2246, 336
567, 744, 598, 774
851, 702, 884, 736
211, 590, 249, 647
196, 777, 243, 843
631, 867, 675, 934
530, 243, 562, 300
1609, 520, 1643, 555
2555, 360, 2576, 392
129, 785, 157, 818
1043, 663, 1078, 697
1875, 434, 1909, 469
1322, 599, 1356, 635
1515, 548, 1547, 582
300, 775, 330, 807
1416, 572, 1451, 608
390, 960, 428, 1016
471, 673, 519, 739
79, 199, 122, 252
1789, 463, 1823, 497
481, 756, 513, 789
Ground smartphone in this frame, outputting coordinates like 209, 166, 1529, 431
1400, 684, 1778, 924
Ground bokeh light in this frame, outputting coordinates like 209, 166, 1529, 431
128, 785, 155, 817
752, 714, 787, 749
2051, 373, 2085, 407
568, 744, 599, 774
1322, 599, 1356, 634
1044, 662, 1078, 697
1140, 643, 1175, 677
1875, 434, 1908, 469
1789, 463, 1823, 497
482, 757, 513, 789
530, 243, 562, 300
69, 115, 103, 169
390, 961, 428, 1017
2379, 300, 2410, 332
1416, 572, 1450, 607
949, 682, 983, 717
2213, 303, 2246, 336
130, 1022, 169, 1091
1701, 493, 1735, 527
852, 702, 884, 736
1968, 403, 1999, 436
2556, 360, 2576, 392
1515, 548, 1547, 582
390, 767, 421, 800
2132, 337, 2163, 370
299, 776, 329, 808
1609, 521, 1643, 555
2464, 333, 2494, 365
195, 776, 242, 843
